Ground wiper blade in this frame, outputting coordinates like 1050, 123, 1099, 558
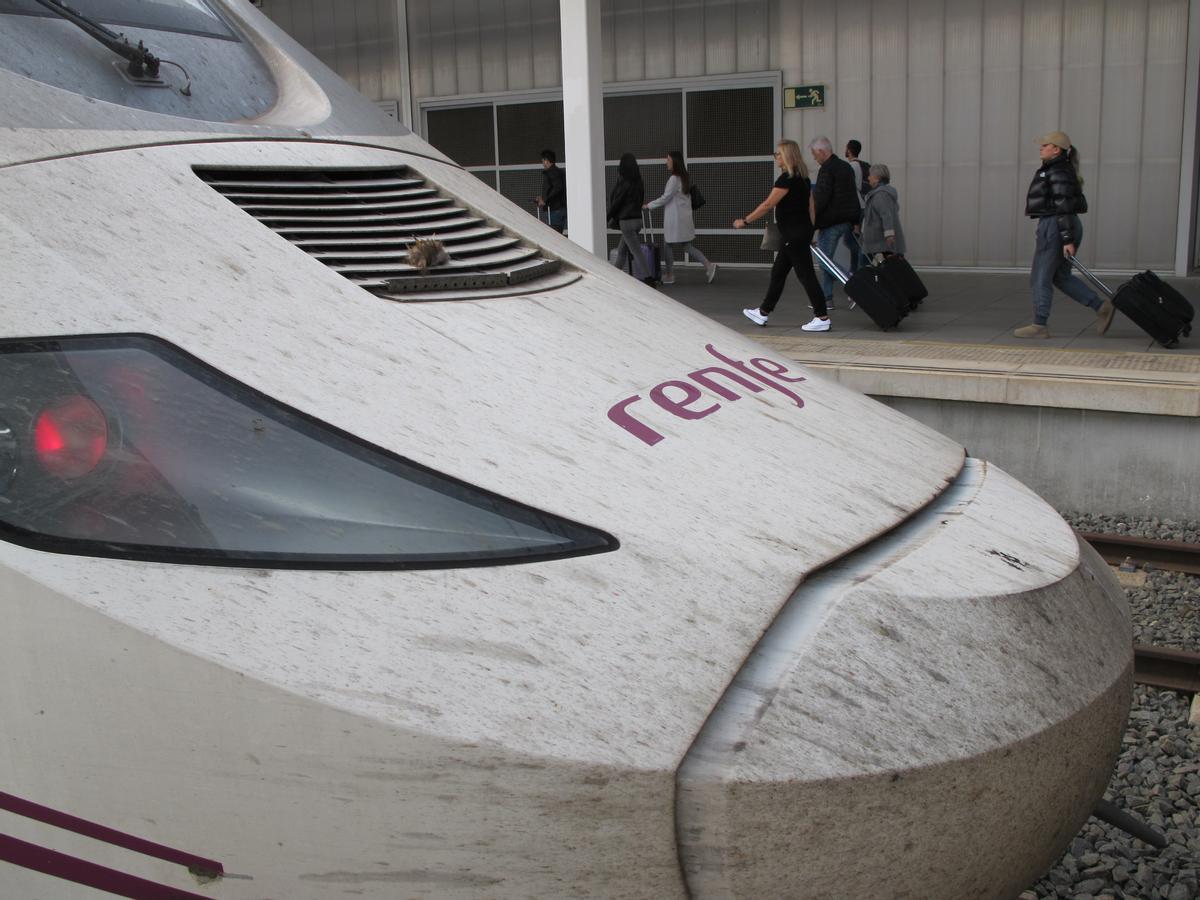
31, 0, 161, 80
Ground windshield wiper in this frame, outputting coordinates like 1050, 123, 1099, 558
31, 0, 161, 80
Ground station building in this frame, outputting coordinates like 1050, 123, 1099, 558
258, 0, 1200, 275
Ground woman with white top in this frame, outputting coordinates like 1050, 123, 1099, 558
643, 151, 717, 285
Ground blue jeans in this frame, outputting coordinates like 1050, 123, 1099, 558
815, 222, 854, 299
1030, 215, 1099, 325
849, 211, 865, 274
547, 207, 567, 233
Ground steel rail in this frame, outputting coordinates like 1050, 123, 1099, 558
1133, 644, 1200, 696
1081, 531, 1200, 575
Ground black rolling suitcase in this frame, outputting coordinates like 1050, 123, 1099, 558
1069, 256, 1193, 348
878, 255, 927, 311
853, 235, 927, 312
811, 244, 905, 330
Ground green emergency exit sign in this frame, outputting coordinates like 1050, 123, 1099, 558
784, 85, 826, 109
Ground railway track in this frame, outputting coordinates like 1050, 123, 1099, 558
1080, 531, 1200, 575
1132, 643, 1200, 696
1078, 532, 1200, 701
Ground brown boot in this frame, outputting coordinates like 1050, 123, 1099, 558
1013, 324, 1049, 338
1096, 299, 1116, 335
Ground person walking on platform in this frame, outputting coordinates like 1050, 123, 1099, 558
535, 149, 567, 233
859, 164, 906, 260
1014, 131, 1115, 339
643, 151, 718, 285
608, 152, 652, 284
733, 139, 828, 331
809, 136, 861, 309
845, 139, 870, 273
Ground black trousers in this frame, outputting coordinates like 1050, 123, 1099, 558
760, 231, 827, 316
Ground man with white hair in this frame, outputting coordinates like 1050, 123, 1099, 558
808, 136, 861, 309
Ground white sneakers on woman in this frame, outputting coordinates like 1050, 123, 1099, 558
743, 311, 832, 331
742, 308, 768, 326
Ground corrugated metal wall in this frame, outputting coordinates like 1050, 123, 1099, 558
777, 0, 1192, 269
261, 0, 1195, 270
258, 0, 406, 105
397, 0, 777, 95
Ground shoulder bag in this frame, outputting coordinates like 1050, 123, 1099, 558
760, 211, 782, 252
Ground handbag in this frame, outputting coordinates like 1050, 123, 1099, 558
690, 184, 705, 210
760, 213, 782, 252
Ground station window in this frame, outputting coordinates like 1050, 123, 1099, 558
424, 80, 778, 267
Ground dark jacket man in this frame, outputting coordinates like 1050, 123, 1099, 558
811, 153, 861, 229
541, 162, 566, 212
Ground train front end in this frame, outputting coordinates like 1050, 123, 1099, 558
0, 2, 1131, 897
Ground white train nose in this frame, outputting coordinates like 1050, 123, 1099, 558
676, 459, 1132, 900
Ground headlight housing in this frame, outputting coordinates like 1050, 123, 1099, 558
0, 335, 616, 569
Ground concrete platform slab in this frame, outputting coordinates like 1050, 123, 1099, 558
659, 265, 1200, 515
661, 266, 1198, 357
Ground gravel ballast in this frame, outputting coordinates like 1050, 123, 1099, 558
1020, 514, 1200, 900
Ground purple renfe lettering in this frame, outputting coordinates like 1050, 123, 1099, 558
751, 357, 808, 383
704, 345, 805, 408
687, 366, 764, 401
650, 380, 720, 419
607, 395, 665, 446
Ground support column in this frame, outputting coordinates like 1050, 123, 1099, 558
1174, 0, 1200, 275
394, 0, 414, 129
559, 0, 606, 257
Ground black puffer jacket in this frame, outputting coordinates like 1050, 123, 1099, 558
1025, 153, 1088, 244
812, 154, 861, 228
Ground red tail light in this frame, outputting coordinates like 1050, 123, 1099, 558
33, 395, 108, 479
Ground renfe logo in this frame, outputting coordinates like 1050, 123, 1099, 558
607, 344, 807, 446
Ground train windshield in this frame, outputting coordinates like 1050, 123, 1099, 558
0, 0, 235, 40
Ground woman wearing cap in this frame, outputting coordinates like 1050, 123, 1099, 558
1014, 130, 1114, 338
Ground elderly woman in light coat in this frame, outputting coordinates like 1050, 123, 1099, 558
859, 163, 907, 260
643, 151, 717, 285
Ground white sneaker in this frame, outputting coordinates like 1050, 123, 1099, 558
801, 316, 831, 332
705, 263, 718, 283
661, 275, 676, 285
742, 308, 768, 326
825, 296, 835, 310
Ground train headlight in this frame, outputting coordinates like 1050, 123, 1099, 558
0, 335, 616, 569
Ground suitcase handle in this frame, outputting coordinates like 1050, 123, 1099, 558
1067, 254, 1115, 299
810, 243, 850, 286
642, 207, 656, 241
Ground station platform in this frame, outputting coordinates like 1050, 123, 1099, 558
657, 264, 1200, 517
661, 266, 1200, 418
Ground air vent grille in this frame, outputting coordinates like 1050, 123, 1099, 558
194, 167, 578, 299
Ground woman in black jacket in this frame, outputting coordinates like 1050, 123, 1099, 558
608, 152, 652, 283
1014, 131, 1114, 338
